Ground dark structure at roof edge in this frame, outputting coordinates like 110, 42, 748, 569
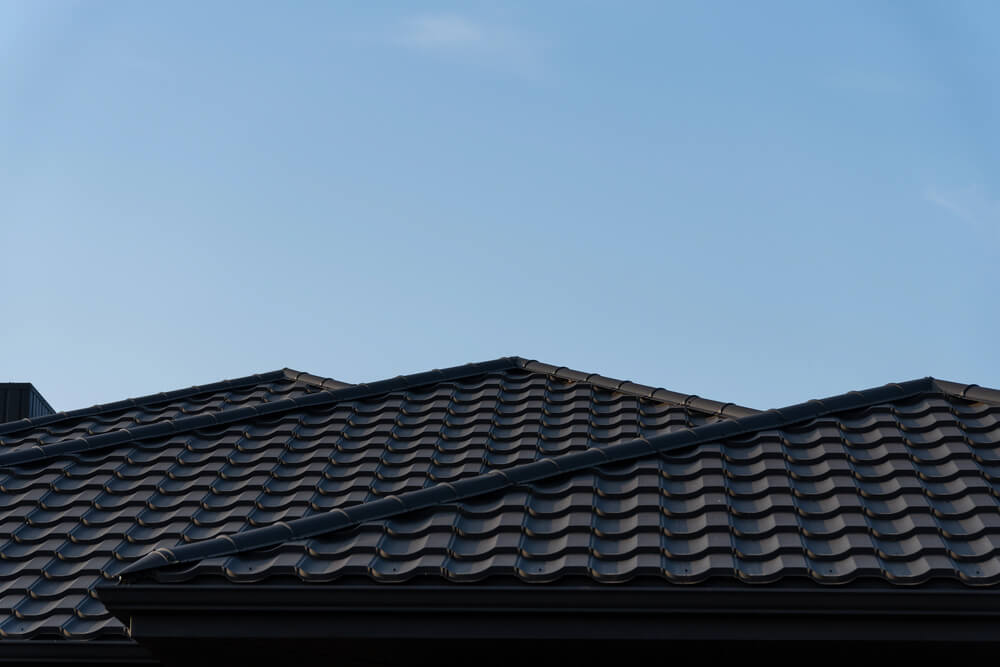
118, 375, 997, 580
0, 383, 55, 423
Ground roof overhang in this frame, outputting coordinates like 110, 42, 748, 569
0, 640, 154, 666
97, 580, 1000, 663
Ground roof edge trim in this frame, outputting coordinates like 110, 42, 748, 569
514, 359, 759, 418
119, 377, 939, 578
932, 379, 1000, 407
280, 369, 353, 392
0, 639, 156, 663
0, 368, 348, 437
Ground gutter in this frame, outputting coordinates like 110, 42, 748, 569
0, 639, 155, 665
97, 581, 1000, 643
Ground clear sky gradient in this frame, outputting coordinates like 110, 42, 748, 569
2, 1, 998, 412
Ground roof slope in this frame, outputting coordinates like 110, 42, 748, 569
0, 369, 350, 451
120, 378, 1000, 587
0, 358, 744, 640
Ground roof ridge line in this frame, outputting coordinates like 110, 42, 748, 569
514, 358, 759, 418
117, 377, 938, 578
0, 370, 295, 437
932, 379, 1000, 406
0, 358, 524, 468
280, 369, 354, 392
0, 356, 746, 468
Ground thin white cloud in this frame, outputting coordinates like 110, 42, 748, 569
390, 14, 546, 76
925, 185, 1000, 234
401, 15, 484, 49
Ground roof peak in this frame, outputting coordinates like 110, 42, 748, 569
0, 357, 754, 469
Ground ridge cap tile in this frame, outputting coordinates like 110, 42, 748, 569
517, 358, 758, 416
397, 483, 460, 511
499, 459, 562, 485
289, 509, 354, 540
932, 379, 1000, 406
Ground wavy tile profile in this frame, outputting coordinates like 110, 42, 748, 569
1, 359, 998, 649
0, 369, 348, 452
0, 358, 739, 639
126, 389, 1000, 587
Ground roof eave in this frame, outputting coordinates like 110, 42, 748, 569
0, 639, 155, 665
97, 581, 1000, 644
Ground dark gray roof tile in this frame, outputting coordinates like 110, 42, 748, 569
0, 360, 745, 639
119, 379, 1000, 595
8, 359, 1000, 641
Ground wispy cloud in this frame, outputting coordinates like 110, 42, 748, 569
400, 15, 485, 50
390, 14, 546, 76
925, 185, 1000, 235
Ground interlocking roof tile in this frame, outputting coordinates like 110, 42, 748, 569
119, 379, 1000, 589
0, 369, 349, 452
0, 357, 744, 640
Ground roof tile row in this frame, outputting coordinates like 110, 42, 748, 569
0, 362, 719, 639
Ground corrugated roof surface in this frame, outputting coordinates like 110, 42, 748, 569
0, 360, 729, 639
129, 390, 1000, 587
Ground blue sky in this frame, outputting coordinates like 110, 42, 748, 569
1, 1, 998, 411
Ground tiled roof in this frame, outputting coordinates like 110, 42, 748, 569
0, 368, 349, 641
0, 358, 744, 640
0, 369, 349, 451
120, 378, 1000, 587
